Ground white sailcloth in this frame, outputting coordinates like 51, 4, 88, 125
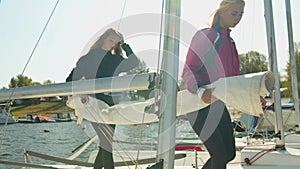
209, 71, 275, 117
67, 71, 275, 124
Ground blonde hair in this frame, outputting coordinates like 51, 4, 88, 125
89, 28, 124, 56
209, 0, 245, 27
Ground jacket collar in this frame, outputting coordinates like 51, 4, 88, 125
212, 22, 231, 37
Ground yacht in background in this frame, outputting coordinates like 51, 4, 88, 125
0, 106, 16, 124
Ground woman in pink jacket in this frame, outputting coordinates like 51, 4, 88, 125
182, 0, 245, 168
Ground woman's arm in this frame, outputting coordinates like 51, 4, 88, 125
116, 43, 139, 73
182, 30, 214, 93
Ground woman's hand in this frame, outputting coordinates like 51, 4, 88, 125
80, 94, 89, 104
201, 88, 218, 104
260, 96, 266, 107
122, 43, 133, 55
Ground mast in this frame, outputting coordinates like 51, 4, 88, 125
156, 0, 181, 168
285, 0, 300, 129
263, 0, 285, 146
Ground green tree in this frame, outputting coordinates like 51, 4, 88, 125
127, 59, 149, 74
43, 79, 53, 85
178, 80, 186, 91
239, 51, 268, 75
8, 75, 42, 105
9, 74, 33, 88
127, 59, 156, 100
282, 42, 300, 97
32, 82, 42, 86
8, 74, 42, 88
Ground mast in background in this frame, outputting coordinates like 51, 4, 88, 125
263, 0, 285, 146
285, 0, 300, 129
156, 0, 181, 168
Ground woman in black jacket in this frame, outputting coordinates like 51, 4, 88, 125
66, 28, 139, 169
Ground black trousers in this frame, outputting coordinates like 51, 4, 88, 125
92, 94, 117, 169
186, 100, 236, 169
92, 123, 115, 169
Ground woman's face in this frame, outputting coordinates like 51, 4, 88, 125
219, 3, 244, 29
101, 34, 121, 51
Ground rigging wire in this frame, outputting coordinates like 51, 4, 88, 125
88, 0, 143, 167
0, 0, 60, 153
21, 0, 60, 79
134, 0, 166, 168
80, 101, 138, 167
152, 0, 166, 118
63, 1, 148, 167
117, 0, 127, 30
156, 0, 166, 93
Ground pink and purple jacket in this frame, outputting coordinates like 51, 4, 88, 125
182, 24, 240, 93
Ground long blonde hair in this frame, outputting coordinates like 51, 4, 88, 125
89, 28, 124, 56
209, 0, 245, 27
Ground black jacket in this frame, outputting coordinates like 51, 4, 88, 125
66, 47, 139, 105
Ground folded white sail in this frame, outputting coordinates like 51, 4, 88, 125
210, 71, 275, 117
67, 71, 275, 124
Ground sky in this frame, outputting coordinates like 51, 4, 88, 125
0, 0, 299, 88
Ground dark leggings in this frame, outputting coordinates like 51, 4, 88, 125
92, 123, 115, 169
92, 94, 117, 169
186, 100, 236, 169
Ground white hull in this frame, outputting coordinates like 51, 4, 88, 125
285, 134, 300, 149
0, 108, 16, 124
41, 146, 300, 169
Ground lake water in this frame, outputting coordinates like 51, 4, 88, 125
0, 122, 96, 168
0, 120, 195, 169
